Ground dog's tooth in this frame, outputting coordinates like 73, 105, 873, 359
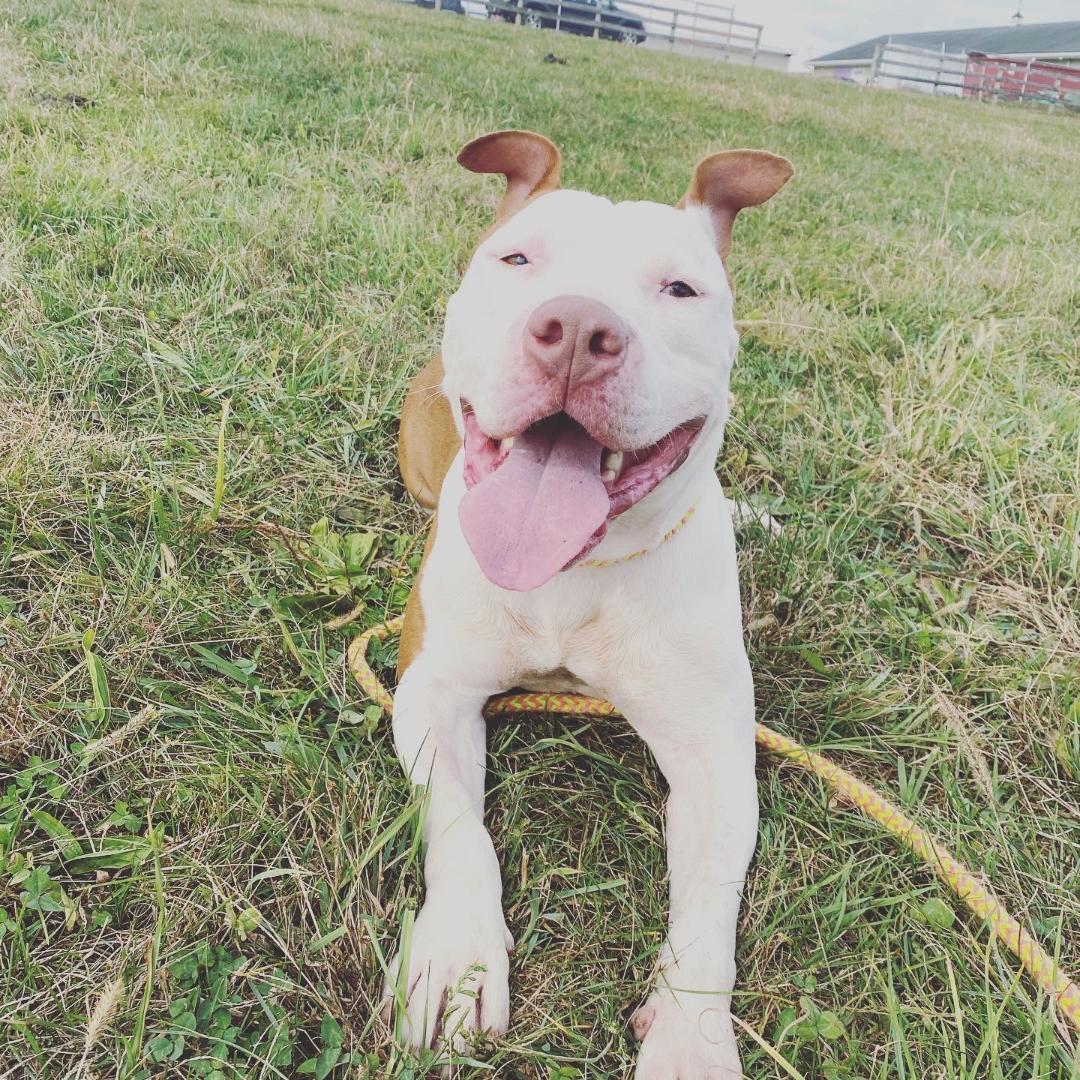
601, 468, 616, 483
500, 437, 515, 452
602, 450, 624, 478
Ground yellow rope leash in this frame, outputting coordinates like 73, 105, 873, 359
348, 615, 1080, 1039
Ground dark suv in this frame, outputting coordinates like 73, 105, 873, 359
491, 0, 646, 43
414, 0, 466, 13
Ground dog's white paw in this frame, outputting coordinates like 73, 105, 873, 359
384, 890, 513, 1054
631, 993, 743, 1079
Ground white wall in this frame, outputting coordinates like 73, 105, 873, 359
641, 38, 788, 68
810, 62, 873, 84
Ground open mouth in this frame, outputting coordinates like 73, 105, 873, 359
459, 405, 704, 591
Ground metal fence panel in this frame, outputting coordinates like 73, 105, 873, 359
870, 41, 968, 94
412, 0, 764, 61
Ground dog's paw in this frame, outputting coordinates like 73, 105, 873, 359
383, 890, 513, 1055
631, 993, 743, 1079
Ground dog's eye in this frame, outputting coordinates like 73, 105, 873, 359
662, 280, 698, 298
501, 253, 530, 266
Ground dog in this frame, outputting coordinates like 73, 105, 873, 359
385, 130, 792, 1077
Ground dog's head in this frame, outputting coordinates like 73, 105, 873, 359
443, 130, 792, 591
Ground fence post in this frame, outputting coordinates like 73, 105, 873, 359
670, 9, 678, 50
1019, 57, 1032, 102
555, 0, 561, 31
870, 41, 882, 84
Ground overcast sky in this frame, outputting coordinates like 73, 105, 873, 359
749, 0, 1079, 68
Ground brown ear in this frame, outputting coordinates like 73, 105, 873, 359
678, 150, 793, 260
458, 130, 561, 223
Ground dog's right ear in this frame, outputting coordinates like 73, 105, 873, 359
679, 150, 793, 261
458, 130, 561, 223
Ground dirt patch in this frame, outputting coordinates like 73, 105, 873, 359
30, 90, 97, 108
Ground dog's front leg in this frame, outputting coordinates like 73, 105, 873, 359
622, 660, 757, 1079
384, 658, 512, 1055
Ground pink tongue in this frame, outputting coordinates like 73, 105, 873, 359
460, 416, 609, 591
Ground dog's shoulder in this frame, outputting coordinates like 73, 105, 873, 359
397, 354, 458, 510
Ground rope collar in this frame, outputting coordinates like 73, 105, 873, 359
572, 503, 698, 571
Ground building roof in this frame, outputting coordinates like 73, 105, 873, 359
810, 21, 1080, 65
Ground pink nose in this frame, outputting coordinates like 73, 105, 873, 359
523, 295, 628, 390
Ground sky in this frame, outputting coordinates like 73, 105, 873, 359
744, 0, 1080, 69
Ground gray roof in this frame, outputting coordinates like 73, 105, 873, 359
810, 21, 1080, 64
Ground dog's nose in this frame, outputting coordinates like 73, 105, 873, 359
523, 295, 628, 389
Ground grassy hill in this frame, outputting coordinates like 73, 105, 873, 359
1, 0, 1078, 1076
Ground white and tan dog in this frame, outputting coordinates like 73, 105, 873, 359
386, 130, 792, 1077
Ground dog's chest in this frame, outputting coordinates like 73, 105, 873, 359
515, 665, 605, 697
506, 618, 602, 689
497, 584, 625, 696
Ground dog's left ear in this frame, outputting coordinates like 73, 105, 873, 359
458, 130, 562, 223
679, 150, 793, 260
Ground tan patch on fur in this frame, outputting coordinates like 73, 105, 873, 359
397, 354, 460, 511
396, 517, 438, 681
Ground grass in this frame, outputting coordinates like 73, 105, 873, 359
0, 0, 1078, 1075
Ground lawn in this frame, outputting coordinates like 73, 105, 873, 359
1, 0, 1078, 1076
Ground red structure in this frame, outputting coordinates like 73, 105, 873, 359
964, 52, 1080, 107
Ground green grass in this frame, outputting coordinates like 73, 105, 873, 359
1, 0, 1078, 1075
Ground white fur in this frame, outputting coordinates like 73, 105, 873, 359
386, 190, 756, 1077
442, 190, 739, 449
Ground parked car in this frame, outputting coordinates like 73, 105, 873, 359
489, 0, 646, 44
414, 0, 465, 13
